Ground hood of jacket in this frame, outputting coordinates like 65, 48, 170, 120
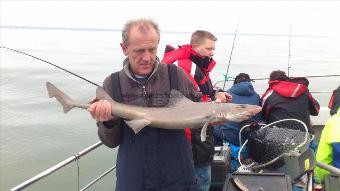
269, 80, 307, 98
228, 81, 256, 97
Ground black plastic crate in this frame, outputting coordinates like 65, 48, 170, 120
211, 146, 231, 184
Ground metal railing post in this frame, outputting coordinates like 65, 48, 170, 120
79, 165, 116, 191
11, 142, 103, 191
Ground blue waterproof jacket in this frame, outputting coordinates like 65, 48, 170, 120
213, 81, 261, 145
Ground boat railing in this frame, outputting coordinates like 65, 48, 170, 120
10, 133, 340, 191
10, 141, 115, 191
9, 106, 336, 191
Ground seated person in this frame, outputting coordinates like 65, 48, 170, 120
213, 73, 262, 171
261, 70, 320, 133
315, 108, 340, 183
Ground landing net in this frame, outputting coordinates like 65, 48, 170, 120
239, 119, 308, 170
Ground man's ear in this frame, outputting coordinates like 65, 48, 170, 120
191, 44, 200, 53
120, 43, 128, 56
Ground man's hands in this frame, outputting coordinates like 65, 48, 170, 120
214, 92, 232, 103
88, 100, 114, 122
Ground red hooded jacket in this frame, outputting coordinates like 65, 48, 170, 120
261, 79, 320, 131
161, 44, 216, 166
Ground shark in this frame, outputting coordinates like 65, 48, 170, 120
46, 81, 262, 141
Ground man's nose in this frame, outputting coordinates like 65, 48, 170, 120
142, 52, 152, 61
210, 50, 214, 57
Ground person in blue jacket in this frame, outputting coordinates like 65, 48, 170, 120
213, 73, 262, 171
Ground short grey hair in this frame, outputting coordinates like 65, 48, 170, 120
122, 18, 160, 46
190, 30, 217, 45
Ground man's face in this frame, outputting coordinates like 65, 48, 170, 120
193, 39, 215, 58
121, 26, 159, 76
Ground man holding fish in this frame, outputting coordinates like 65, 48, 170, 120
86, 18, 261, 191
88, 18, 200, 191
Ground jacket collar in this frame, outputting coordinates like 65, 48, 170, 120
123, 57, 160, 84
162, 44, 216, 73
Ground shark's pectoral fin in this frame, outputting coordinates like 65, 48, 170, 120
200, 117, 216, 142
124, 119, 151, 134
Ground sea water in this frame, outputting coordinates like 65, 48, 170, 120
1, 27, 339, 190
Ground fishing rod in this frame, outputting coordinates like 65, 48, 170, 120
0, 46, 101, 87
251, 74, 340, 81
222, 24, 239, 90
214, 74, 340, 88
287, 25, 292, 77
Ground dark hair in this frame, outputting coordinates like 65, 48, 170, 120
234, 73, 251, 84
269, 70, 289, 81
329, 86, 340, 115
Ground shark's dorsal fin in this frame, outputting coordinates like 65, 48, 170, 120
96, 87, 114, 102
166, 89, 194, 107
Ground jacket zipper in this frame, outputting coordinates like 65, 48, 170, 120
142, 85, 147, 98
142, 85, 150, 106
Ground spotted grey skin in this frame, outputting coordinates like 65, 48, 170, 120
46, 81, 262, 141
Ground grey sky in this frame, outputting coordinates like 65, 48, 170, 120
1, 1, 340, 37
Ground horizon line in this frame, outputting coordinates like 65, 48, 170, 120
1, 25, 337, 39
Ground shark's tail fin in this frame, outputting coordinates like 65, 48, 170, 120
46, 82, 83, 113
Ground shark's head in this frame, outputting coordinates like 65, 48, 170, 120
217, 103, 262, 122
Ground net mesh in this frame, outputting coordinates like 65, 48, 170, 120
247, 119, 307, 170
